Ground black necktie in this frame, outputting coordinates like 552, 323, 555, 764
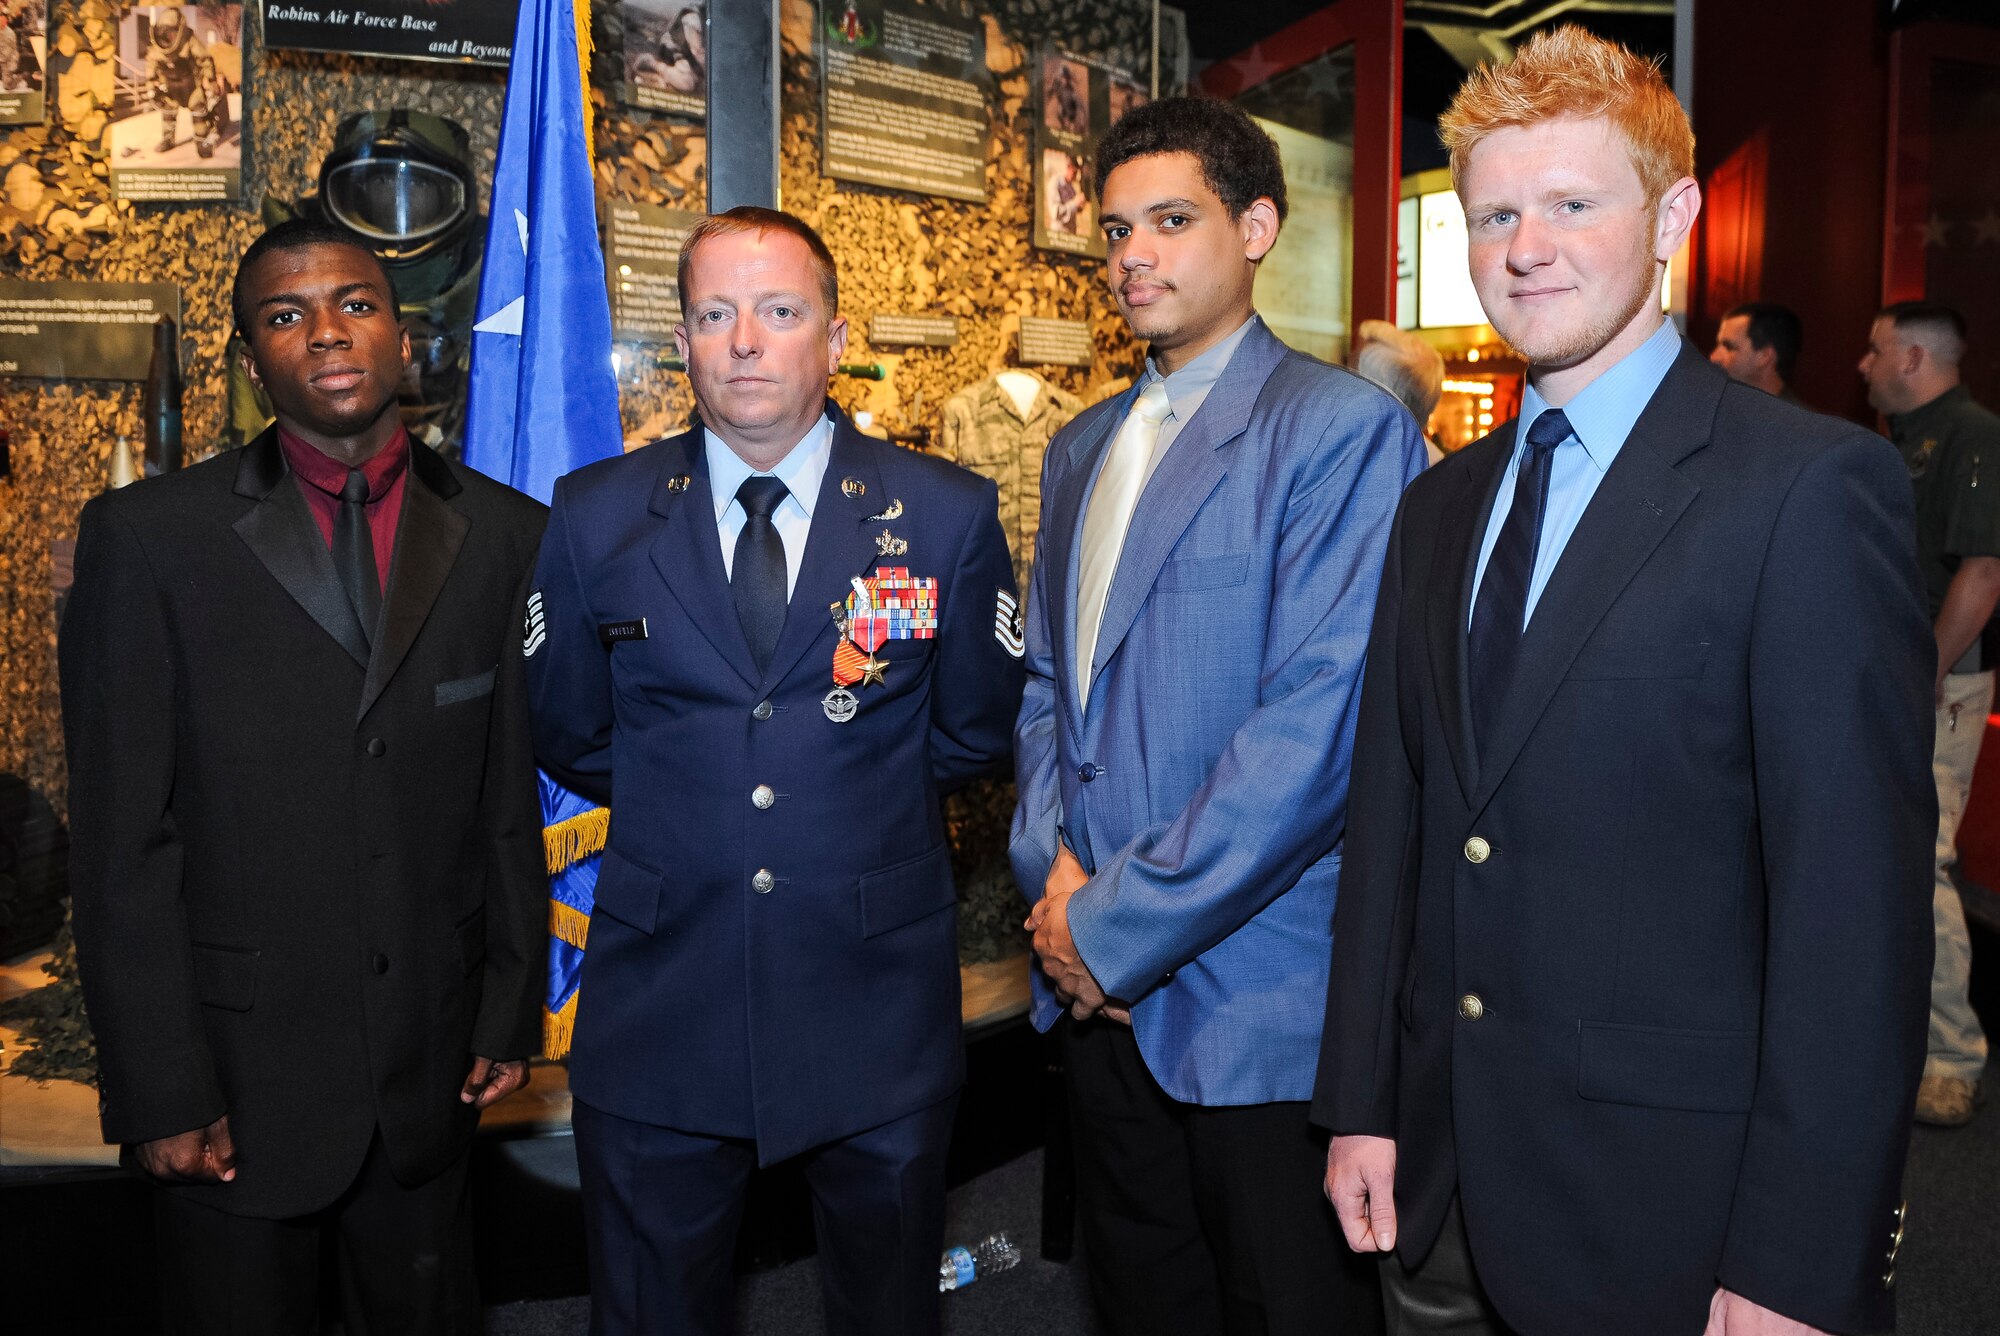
1468, 408, 1572, 745
335, 468, 382, 648
732, 476, 790, 674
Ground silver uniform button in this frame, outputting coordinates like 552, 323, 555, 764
752, 784, 775, 810
752, 869, 775, 894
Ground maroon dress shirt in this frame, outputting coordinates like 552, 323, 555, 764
276, 425, 410, 596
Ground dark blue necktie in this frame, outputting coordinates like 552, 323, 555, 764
732, 476, 790, 674
1468, 408, 1572, 746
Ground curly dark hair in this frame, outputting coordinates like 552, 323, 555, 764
1093, 97, 1288, 223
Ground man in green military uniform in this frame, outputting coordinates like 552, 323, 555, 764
1862, 300, 2000, 1127
142, 7, 223, 158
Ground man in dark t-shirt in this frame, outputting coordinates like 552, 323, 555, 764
1863, 300, 2000, 1127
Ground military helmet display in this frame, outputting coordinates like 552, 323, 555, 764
319, 110, 475, 263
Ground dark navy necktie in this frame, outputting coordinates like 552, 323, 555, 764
334, 468, 381, 648
1468, 408, 1572, 746
732, 476, 790, 674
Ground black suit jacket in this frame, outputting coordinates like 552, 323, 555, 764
60, 429, 550, 1219
1312, 345, 1935, 1334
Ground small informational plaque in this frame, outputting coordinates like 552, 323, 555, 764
621, 0, 707, 118
107, 6, 247, 202
1034, 44, 1148, 257
1018, 316, 1093, 368
263, 1, 518, 66
604, 200, 701, 345
0, 280, 182, 380
868, 314, 960, 348
820, 0, 986, 204
0, 6, 46, 127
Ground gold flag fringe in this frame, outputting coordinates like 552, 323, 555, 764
543, 806, 609, 876
543, 990, 580, 1061
574, 0, 596, 161
550, 897, 591, 950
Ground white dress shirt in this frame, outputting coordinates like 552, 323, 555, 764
705, 415, 834, 599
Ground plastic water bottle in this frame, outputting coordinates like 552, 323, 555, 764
938, 1233, 1022, 1291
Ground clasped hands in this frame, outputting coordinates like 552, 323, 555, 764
131, 1058, 528, 1185
1025, 843, 1131, 1025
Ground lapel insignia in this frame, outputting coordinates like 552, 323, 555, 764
523, 590, 547, 657
875, 529, 908, 557
841, 476, 867, 498
665, 474, 692, 494
865, 499, 904, 522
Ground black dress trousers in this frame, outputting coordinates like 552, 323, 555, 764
153, 1131, 477, 1336
1062, 1014, 1385, 1336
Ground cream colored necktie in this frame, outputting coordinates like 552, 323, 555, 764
1075, 380, 1173, 711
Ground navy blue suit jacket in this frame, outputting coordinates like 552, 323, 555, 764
1313, 345, 1935, 1334
528, 409, 1022, 1162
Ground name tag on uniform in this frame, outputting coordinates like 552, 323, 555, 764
598, 619, 649, 646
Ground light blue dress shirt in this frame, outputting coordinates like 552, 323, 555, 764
706, 415, 834, 598
1136, 313, 1260, 479
1471, 318, 1682, 627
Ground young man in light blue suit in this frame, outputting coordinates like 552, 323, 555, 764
1010, 98, 1425, 1336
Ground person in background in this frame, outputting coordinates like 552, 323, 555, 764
60, 218, 548, 1334
1710, 301, 1805, 406
1318, 27, 1933, 1335
1354, 318, 1448, 464
1862, 299, 2000, 1128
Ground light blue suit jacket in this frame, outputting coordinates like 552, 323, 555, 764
1009, 319, 1425, 1105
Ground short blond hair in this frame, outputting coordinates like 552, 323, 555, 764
1439, 25, 1693, 205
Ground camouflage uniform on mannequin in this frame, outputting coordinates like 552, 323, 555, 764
140, 7, 224, 158
936, 370, 1083, 591
226, 111, 486, 455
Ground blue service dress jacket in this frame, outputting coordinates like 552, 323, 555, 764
527, 406, 1024, 1162
1009, 318, 1426, 1105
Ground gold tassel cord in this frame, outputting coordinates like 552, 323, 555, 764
543, 806, 609, 876
543, 990, 580, 1061
574, 0, 596, 161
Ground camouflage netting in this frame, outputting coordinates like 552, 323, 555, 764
3, 0, 1174, 1084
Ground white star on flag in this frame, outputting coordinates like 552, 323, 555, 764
473, 209, 532, 336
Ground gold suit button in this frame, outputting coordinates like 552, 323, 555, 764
752, 784, 775, 810
1464, 836, 1490, 864
1458, 993, 1485, 1021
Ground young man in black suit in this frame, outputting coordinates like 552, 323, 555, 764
1315, 27, 1934, 1336
60, 219, 549, 1334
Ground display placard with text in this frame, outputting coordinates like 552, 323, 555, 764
263, 1, 519, 67
108, 6, 247, 203
1033, 44, 1146, 258
0, 7, 47, 127
621, 0, 707, 118
0, 280, 183, 380
604, 200, 700, 345
819, 0, 986, 204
